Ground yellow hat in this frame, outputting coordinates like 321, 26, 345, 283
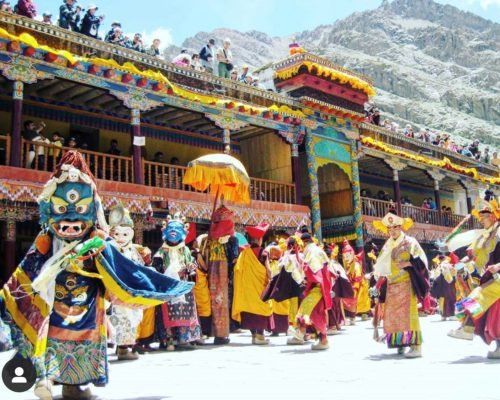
471, 197, 500, 220
373, 212, 413, 234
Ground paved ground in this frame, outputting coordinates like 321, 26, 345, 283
0, 314, 498, 400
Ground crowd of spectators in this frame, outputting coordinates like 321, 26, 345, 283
364, 102, 497, 165
2, 1, 267, 87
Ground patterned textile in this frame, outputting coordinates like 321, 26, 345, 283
383, 276, 421, 348
109, 306, 143, 346
208, 241, 230, 338
296, 287, 322, 327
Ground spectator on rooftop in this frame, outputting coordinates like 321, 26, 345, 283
146, 38, 161, 58
42, 11, 52, 24
481, 148, 491, 164
79, 5, 104, 39
216, 38, 233, 79
403, 124, 414, 138
239, 65, 249, 82
0, 1, 13, 12
172, 50, 190, 67
104, 21, 121, 42
364, 102, 374, 117
15, 0, 36, 18
129, 33, 145, 52
244, 75, 253, 85
59, 0, 82, 31
371, 108, 380, 126
492, 151, 498, 165
199, 38, 215, 73
230, 69, 238, 81
469, 139, 480, 157
191, 53, 204, 71
252, 77, 266, 89
106, 26, 126, 46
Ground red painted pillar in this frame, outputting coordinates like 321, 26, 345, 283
131, 109, 144, 185
291, 143, 302, 204
10, 81, 24, 167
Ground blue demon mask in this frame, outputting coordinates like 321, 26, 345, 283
162, 220, 187, 246
39, 182, 96, 241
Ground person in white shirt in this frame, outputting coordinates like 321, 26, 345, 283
216, 38, 233, 78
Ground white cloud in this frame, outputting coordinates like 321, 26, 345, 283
140, 27, 173, 50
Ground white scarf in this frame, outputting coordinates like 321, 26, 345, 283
373, 233, 405, 278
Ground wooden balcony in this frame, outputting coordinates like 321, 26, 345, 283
21, 141, 296, 205
360, 123, 498, 178
22, 140, 133, 183
361, 197, 479, 229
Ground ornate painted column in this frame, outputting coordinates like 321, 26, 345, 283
351, 141, 363, 250
131, 108, 144, 185
305, 129, 321, 240
205, 112, 248, 155
385, 158, 406, 215
3, 219, 16, 281
10, 81, 23, 167
291, 143, 302, 204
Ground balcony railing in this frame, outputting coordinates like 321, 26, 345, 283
360, 123, 498, 178
22, 140, 133, 183
0, 135, 10, 166
143, 160, 296, 204
361, 197, 478, 229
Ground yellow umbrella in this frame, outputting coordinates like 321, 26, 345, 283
183, 154, 250, 205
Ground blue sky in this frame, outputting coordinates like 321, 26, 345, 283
33, 0, 500, 47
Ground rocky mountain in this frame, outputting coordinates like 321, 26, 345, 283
164, 0, 500, 147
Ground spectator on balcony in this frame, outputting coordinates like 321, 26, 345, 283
216, 38, 233, 79
128, 33, 145, 52
172, 49, 191, 68
145, 38, 161, 58
107, 139, 121, 156
32, 130, 50, 170
15, 0, 36, 18
199, 38, 215, 73
371, 108, 380, 126
104, 21, 121, 42
48, 132, 63, 170
67, 136, 77, 149
427, 197, 437, 210
106, 26, 126, 46
59, 0, 82, 31
79, 5, 104, 39
461, 145, 473, 157
41, 11, 52, 24
422, 199, 430, 210
191, 53, 204, 71
153, 151, 164, 163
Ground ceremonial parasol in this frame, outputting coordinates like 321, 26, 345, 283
183, 154, 251, 212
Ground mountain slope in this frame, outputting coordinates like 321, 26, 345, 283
164, 0, 500, 146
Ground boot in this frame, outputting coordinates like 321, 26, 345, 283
361, 314, 369, 321
62, 385, 92, 399
117, 346, 139, 360
447, 327, 473, 341
34, 379, 53, 400
441, 316, 447, 321
487, 341, 500, 359
311, 340, 329, 350
213, 337, 230, 345
327, 328, 339, 336
404, 345, 422, 358
252, 334, 270, 345
349, 317, 356, 326
397, 347, 405, 355
166, 339, 175, 352
287, 331, 305, 345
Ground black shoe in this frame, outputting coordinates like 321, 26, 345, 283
213, 337, 230, 345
